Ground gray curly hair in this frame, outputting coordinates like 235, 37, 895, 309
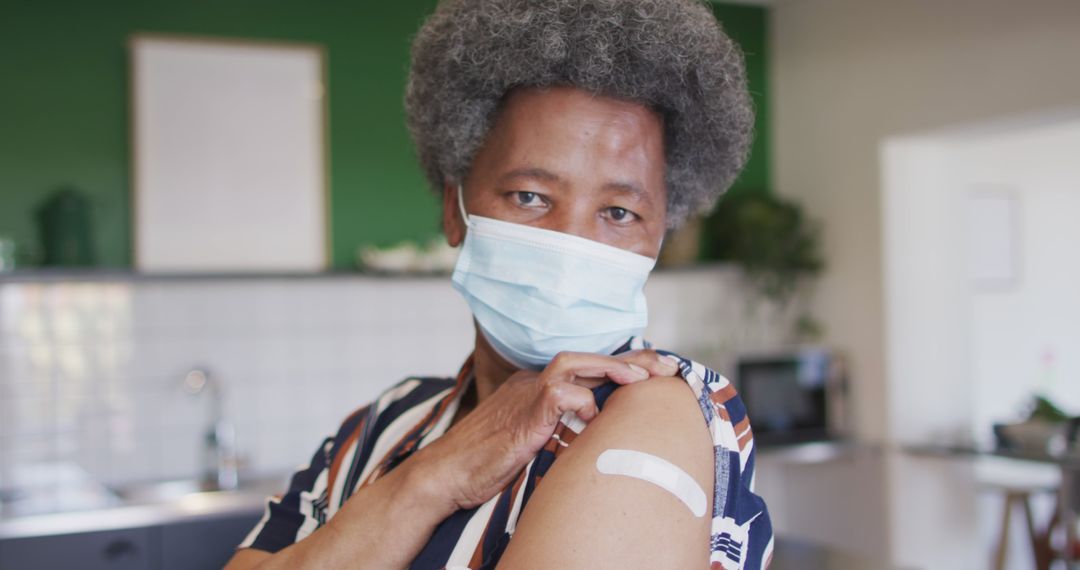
405, 0, 753, 228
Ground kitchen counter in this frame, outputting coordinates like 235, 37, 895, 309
0, 477, 287, 569
1, 489, 266, 540
0, 476, 285, 540
1, 472, 904, 570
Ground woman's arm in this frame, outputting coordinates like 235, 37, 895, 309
496, 376, 716, 569
224, 447, 456, 569
226, 350, 678, 569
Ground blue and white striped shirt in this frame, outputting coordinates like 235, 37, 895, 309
239, 337, 773, 568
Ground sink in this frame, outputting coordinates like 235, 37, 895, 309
1, 475, 291, 540
111, 479, 214, 504
108, 476, 288, 506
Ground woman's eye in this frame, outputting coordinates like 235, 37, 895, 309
514, 191, 543, 207
605, 206, 639, 223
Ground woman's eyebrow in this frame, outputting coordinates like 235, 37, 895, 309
499, 168, 646, 199
498, 167, 563, 185
602, 181, 644, 196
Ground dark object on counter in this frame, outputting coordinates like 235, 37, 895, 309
735, 347, 848, 446
993, 395, 1077, 454
36, 186, 97, 267
1068, 417, 1080, 449
993, 419, 1071, 454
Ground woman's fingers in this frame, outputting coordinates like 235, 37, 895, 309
542, 350, 680, 388
568, 377, 609, 390
535, 381, 599, 425
520, 350, 686, 448
615, 349, 680, 378
544, 351, 651, 386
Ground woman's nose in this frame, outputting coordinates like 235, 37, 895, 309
539, 205, 599, 242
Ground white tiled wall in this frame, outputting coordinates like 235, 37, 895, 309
0, 266, 796, 489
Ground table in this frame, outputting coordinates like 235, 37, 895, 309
770, 537, 907, 569
905, 443, 1080, 568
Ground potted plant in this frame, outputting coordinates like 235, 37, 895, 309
700, 187, 825, 341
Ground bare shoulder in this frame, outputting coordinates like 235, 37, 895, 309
496, 376, 714, 569
607, 373, 704, 417
593, 375, 712, 459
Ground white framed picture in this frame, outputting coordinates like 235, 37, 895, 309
130, 34, 329, 272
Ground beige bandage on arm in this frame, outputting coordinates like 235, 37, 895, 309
595, 448, 707, 518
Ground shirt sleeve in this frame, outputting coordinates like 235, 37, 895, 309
715, 439, 774, 569
656, 351, 775, 569
710, 379, 775, 569
238, 405, 370, 553
237, 435, 334, 553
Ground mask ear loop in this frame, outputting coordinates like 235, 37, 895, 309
456, 183, 471, 228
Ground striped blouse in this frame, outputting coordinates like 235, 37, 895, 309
239, 337, 774, 569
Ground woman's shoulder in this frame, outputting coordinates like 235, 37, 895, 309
503, 351, 756, 568
601, 349, 773, 567
337, 375, 457, 426
597, 348, 752, 453
656, 350, 754, 451
529, 350, 773, 568
321, 375, 458, 461
373, 375, 458, 415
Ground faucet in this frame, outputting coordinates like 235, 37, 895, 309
183, 368, 239, 491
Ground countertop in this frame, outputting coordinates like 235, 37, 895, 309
0, 477, 285, 540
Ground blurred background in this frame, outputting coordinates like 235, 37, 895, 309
1, 0, 1079, 568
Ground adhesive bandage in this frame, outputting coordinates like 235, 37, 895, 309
595, 449, 706, 518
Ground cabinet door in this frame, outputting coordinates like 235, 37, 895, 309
159, 512, 264, 570
0, 528, 154, 570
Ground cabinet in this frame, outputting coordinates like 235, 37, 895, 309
0, 527, 155, 570
159, 514, 263, 570
0, 512, 264, 570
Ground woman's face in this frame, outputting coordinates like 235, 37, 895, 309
443, 86, 668, 258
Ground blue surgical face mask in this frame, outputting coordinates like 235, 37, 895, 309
451, 184, 658, 370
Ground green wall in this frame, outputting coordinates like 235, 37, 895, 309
711, 2, 771, 195
0, 1, 767, 269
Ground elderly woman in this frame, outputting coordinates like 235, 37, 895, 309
226, 0, 771, 568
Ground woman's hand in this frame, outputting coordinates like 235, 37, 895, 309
415, 350, 679, 511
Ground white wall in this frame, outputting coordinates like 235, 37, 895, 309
883, 114, 1080, 569
954, 120, 1080, 434
0, 266, 797, 514
773, 0, 1080, 442
771, 0, 1080, 443
771, 0, 1080, 562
